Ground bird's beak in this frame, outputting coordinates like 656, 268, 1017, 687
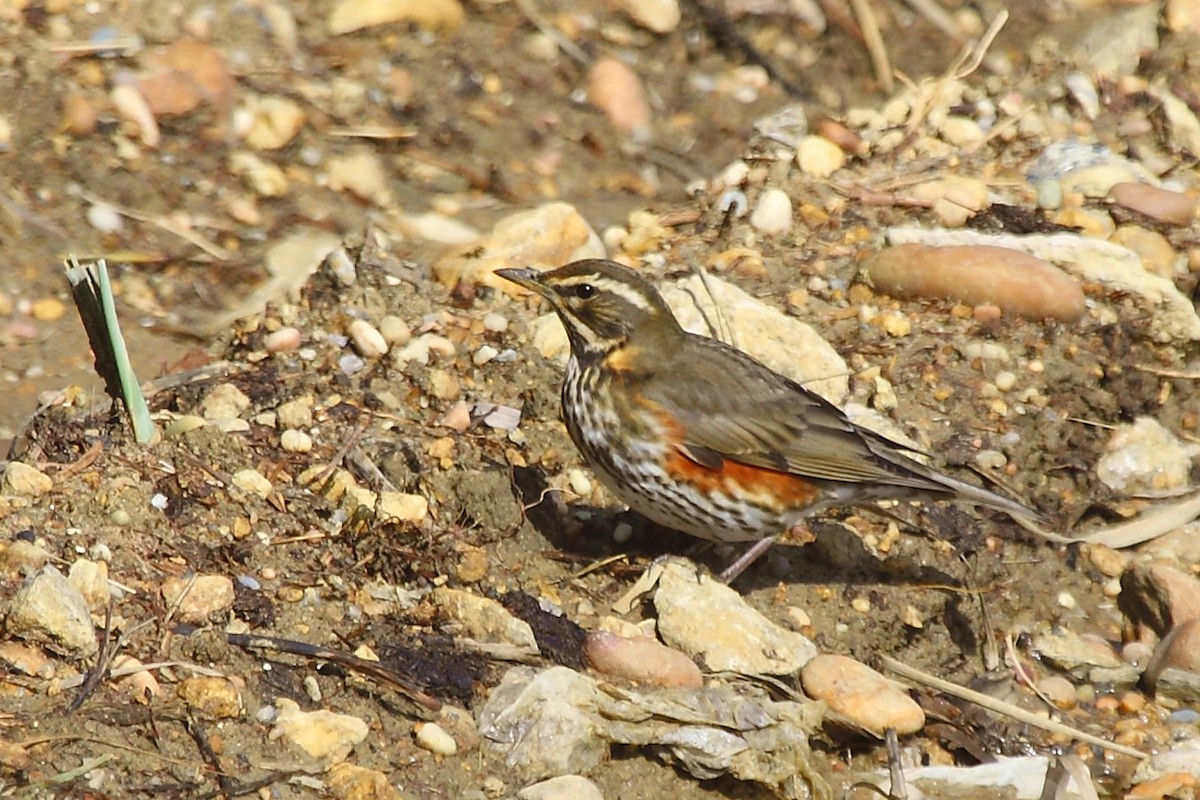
495, 267, 548, 297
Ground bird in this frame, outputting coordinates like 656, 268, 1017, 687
496, 259, 1042, 582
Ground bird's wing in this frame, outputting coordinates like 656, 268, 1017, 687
639, 335, 949, 492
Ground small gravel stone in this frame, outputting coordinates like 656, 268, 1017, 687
348, 318, 388, 357
414, 721, 457, 756
518, 775, 604, 800
3, 462, 53, 497
86, 202, 124, 234
584, 630, 703, 688
280, 429, 313, 453
1, 541, 51, 573
1097, 417, 1192, 496
5, 565, 98, 657
482, 312, 508, 333
177, 676, 245, 719
1109, 182, 1197, 226
265, 326, 302, 353
1036, 675, 1077, 710
271, 698, 368, 761
473, 344, 499, 365
377, 491, 428, 523
801, 654, 924, 735
567, 468, 592, 498
749, 188, 792, 235
379, 314, 412, 346
587, 57, 651, 141
31, 297, 66, 322
993, 371, 1017, 391
276, 396, 314, 429
795, 135, 845, 177
201, 383, 251, 420
161, 574, 236, 623
862, 244, 1086, 322
233, 468, 273, 498
1143, 617, 1200, 694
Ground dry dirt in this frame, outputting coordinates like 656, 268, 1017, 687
1, 1, 1199, 798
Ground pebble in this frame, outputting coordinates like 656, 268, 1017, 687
177, 676, 245, 719
587, 57, 652, 141
6, 566, 98, 657
379, 315, 411, 346
583, 630, 703, 688
473, 344, 499, 366
377, 491, 428, 523
414, 721, 457, 756
1096, 417, 1193, 496
1110, 225, 1178, 279
265, 326, 301, 353
616, 0, 680, 33
327, 764, 407, 800
430, 586, 538, 650
1109, 182, 1197, 226
482, 312, 508, 333
280, 429, 312, 453
242, 95, 305, 150
327, 0, 465, 34
1143, 618, 1200, 694
67, 558, 110, 611
438, 400, 471, 432
276, 396, 314, 429
348, 318, 388, 358
939, 115, 985, 147
795, 135, 845, 178
233, 468, 274, 498
328, 150, 391, 205
518, 775, 604, 800
1085, 543, 1130, 578
862, 243, 1086, 322
653, 560, 816, 675
160, 574, 235, 623
200, 383, 251, 420
748, 188, 792, 235
271, 697, 369, 762
86, 203, 124, 235
1119, 561, 1200, 639
1035, 675, 1077, 710
566, 468, 592, 498
434, 204, 605, 293
801, 654, 924, 735
2, 462, 53, 497
112, 654, 160, 702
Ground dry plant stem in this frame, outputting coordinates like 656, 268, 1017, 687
78, 189, 229, 260
884, 727, 908, 800
848, 0, 894, 95
881, 656, 1147, 760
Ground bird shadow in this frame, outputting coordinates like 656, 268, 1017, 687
510, 464, 984, 592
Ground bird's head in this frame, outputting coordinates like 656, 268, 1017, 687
497, 260, 680, 360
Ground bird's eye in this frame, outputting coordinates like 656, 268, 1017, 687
573, 283, 597, 299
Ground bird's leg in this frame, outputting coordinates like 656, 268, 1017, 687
718, 522, 816, 584
718, 535, 778, 584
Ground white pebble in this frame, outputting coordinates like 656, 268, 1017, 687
482, 312, 509, 333
974, 449, 1007, 470
280, 429, 312, 453
265, 327, 301, 353
993, 370, 1017, 392
612, 522, 633, 543
749, 188, 792, 235
1057, 591, 1077, 610
86, 203, 123, 234
567, 468, 593, 497
796, 135, 845, 178
348, 319, 388, 358
473, 345, 499, 366
379, 315, 411, 346
413, 722, 457, 756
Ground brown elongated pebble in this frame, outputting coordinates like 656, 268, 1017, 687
1109, 182, 1197, 226
801, 654, 924, 736
587, 57, 651, 141
862, 243, 1086, 322
583, 630, 703, 688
